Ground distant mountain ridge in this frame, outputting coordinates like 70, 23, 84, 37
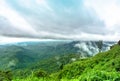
0, 41, 115, 71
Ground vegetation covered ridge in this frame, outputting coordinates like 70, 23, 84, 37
1, 41, 120, 81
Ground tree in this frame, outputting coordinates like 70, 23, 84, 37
59, 64, 64, 70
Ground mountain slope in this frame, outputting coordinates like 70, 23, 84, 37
55, 44, 120, 80
0, 41, 119, 81
0, 45, 37, 70
9, 43, 120, 81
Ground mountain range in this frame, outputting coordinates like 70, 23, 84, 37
0, 40, 115, 72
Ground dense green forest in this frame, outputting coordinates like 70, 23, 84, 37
0, 42, 120, 81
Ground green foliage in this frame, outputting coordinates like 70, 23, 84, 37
54, 44, 120, 80
29, 53, 80, 73
33, 70, 48, 78
2, 43, 120, 81
79, 70, 120, 81
0, 71, 12, 81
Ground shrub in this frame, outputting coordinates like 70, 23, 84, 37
34, 70, 48, 78
0, 71, 12, 81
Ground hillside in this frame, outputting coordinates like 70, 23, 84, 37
8, 43, 120, 81
0, 41, 117, 81
55, 44, 120, 81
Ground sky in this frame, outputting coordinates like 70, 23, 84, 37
0, 0, 120, 42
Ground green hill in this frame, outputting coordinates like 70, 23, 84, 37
55, 44, 120, 81
1, 43, 120, 81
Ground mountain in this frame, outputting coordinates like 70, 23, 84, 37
0, 45, 36, 70
16, 41, 120, 81
0, 40, 115, 71
0, 40, 119, 81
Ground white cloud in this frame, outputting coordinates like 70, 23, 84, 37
0, 35, 55, 45
0, 0, 38, 36
17, 0, 33, 9
35, 0, 53, 11
0, 0, 119, 41
85, 0, 120, 27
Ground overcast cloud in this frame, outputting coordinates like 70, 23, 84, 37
0, 0, 120, 41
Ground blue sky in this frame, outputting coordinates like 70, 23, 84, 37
0, 0, 120, 42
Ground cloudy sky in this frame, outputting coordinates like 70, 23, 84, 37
0, 0, 120, 42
